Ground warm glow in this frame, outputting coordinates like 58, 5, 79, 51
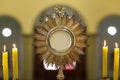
13, 43, 16, 48
104, 40, 107, 47
115, 43, 118, 48
4, 45, 6, 52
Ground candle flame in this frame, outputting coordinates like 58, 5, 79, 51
13, 43, 16, 48
3, 45, 6, 52
115, 43, 118, 48
104, 40, 107, 47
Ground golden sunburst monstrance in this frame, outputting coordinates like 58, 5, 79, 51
34, 6, 87, 67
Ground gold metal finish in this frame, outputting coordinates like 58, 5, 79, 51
34, 6, 87, 80
46, 26, 75, 55
34, 6, 87, 66
57, 66, 65, 80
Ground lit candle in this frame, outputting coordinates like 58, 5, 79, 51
113, 43, 119, 80
102, 40, 108, 77
12, 43, 18, 80
2, 45, 9, 80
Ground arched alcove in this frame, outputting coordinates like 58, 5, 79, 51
97, 15, 120, 80
33, 5, 87, 80
0, 16, 24, 79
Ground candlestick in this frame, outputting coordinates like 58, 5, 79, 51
12, 43, 18, 80
2, 45, 9, 80
102, 40, 108, 77
113, 43, 119, 80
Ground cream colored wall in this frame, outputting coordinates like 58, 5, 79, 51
0, 0, 120, 35
0, 0, 120, 80
23, 36, 33, 79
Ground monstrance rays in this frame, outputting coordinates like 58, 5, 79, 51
34, 8, 87, 67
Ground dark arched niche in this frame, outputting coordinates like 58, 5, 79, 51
0, 16, 24, 79
97, 15, 120, 80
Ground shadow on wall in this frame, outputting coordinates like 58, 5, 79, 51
0, 16, 24, 80
97, 15, 120, 80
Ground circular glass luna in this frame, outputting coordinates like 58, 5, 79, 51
47, 27, 75, 55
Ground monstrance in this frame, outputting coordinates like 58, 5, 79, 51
34, 6, 87, 80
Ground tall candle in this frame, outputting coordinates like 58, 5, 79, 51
113, 43, 119, 80
2, 45, 9, 80
12, 43, 18, 80
102, 40, 108, 77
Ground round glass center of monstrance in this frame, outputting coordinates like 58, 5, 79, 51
50, 30, 71, 51
47, 26, 75, 55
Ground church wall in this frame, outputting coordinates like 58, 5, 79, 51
0, 0, 120, 79
0, 0, 120, 35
